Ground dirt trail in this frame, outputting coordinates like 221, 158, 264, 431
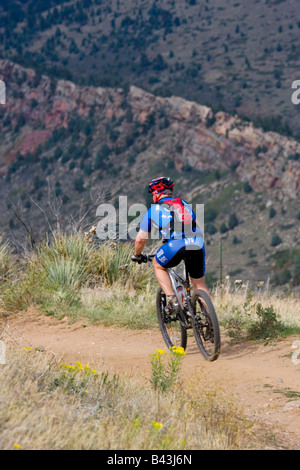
3, 307, 300, 449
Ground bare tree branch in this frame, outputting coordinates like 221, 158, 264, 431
8, 198, 37, 249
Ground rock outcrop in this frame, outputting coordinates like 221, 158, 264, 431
1, 59, 300, 199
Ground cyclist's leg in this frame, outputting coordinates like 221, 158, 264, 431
153, 258, 173, 296
154, 240, 185, 296
184, 244, 211, 297
190, 275, 210, 296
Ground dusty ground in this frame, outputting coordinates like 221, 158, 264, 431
2, 307, 300, 450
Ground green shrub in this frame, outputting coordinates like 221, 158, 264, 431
221, 292, 293, 342
205, 223, 217, 235
0, 237, 43, 311
74, 176, 85, 192
205, 207, 217, 222
271, 234, 282, 247
96, 242, 153, 290
32, 234, 99, 307
42, 258, 88, 293
219, 222, 228, 233
243, 181, 252, 193
232, 235, 241, 245
228, 213, 238, 230
293, 253, 300, 285
247, 304, 284, 341
271, 268, 291, 286
0, 236, 13, 281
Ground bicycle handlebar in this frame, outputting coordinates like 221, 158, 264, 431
131, 254, 155, 264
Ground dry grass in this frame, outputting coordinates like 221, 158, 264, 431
1, 235, 299, 450
213, 278, 300, 341
214, 278, 300, 324
0, 347, 268, 451
78, 281, 157, 329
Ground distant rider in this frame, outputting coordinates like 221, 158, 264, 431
132, 176, 209, 314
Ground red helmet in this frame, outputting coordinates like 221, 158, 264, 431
148, 177, 174, 194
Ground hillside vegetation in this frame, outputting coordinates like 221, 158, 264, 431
1, 58, 300, 288
1, 0, 300, 132
1, 2, 300, 290
1, 231, 299, 336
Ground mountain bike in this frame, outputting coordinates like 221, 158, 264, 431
135, 254, 221, 361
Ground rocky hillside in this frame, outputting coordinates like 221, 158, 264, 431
1, 0, 300, 133
0, 59, 300, 289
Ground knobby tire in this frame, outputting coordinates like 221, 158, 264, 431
156, 288, 187, 350
191, 289, 221, 361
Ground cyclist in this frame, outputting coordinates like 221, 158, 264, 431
131, 176, 209, 314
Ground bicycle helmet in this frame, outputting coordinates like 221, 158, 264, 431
148, 176, 174, 194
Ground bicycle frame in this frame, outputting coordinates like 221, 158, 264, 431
145, 255, 192, 314
169, 260, 190, 294
167, 261, 194, 329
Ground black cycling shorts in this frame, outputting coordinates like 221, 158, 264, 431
155, 238, 206, 279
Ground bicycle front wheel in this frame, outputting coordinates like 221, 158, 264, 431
191, 290, 220, 361
156, 288, 187, 350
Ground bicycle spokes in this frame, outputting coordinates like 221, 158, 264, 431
194, 301, 215, 343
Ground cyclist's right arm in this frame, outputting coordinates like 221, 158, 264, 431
132, 206, 151, 259
134, 229, 149, 256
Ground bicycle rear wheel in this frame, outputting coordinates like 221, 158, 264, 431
156, 288, 187, 350
191, 290, 220, 361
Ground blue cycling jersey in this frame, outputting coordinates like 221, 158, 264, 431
140, 197, 203, 243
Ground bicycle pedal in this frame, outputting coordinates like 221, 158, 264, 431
164, 305, 172, 316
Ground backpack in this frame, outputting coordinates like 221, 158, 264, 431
159, 198, 194, 226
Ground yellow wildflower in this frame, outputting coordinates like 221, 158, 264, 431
151, 421, 163, 430
156, 349, 166, 355
13, 444, 21, 449
170, 346, 186, 356
59, 362, 97, 375
150, 348, 168, 362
